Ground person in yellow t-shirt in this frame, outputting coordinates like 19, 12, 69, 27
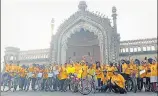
150, 60, 158, 91
30, 64, 38, 90
101, 70, 109, 92
19, 65, 27, 90
81, 62, 88, 79
111, 71, 126, 94
140, 62, 147, 78
59, 64, 68, 92
5, 64, 10, 73
87, 65, 96, 81
106, 63, 115, 80
145, 62, 151, 91
96, 63, 103, 88
121, 60, 129, 80
74, 63, 81, 76
66, 64, 75, 75
92, 63, 96, 70
129, 60, 137, 75
123, 61, 131, 80
42, 67, 48, 90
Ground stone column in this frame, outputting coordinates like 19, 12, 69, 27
100, 41, 103, 64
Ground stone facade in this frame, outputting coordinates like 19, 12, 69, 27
4, 1, 157, 65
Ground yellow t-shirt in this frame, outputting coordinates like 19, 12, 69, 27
146, 64, 151, 77
66, 66, 75, 74
77, 69, 83, 78
140, 65, 147, 78
5, 64, 10, 72
43, 69, 48, 79
111, 74, 125, 88
122, 63, 127, 73
81, 65, 88, 78
74, 64, 81, 74
107, 66, 115, 79
88, 68, 95, 76
96, 67, 102, 79
59, 66, 68, 80
19, 68, 27, 78
150, 64, 157, 76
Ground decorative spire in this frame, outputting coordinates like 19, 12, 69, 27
112, 6, 117, 32
51, 18, 54, 24
112, 6, 117, 19
51, 18, 55, 35
78, 1, 87, 11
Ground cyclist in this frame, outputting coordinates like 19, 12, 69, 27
52, 64, 59, 91
19, 65, 27, 91
150, 60, 157, 91
42, 66, 48, 91
121, 60, 128, 80
101, 70, 108, 92
145, 61, 151, 91
111, 71, 126, 94
29, 64, 37, 91
59, 63, 68, 92
95, 61, 103, 89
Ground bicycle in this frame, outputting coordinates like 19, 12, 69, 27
124, 76, 133, 92
2, 73, 11, 92
78, 76, 92, 95
63, 73, 79, 92
34, 72, 43, 91
87, 74, 96, 94
11, 74, 20, 92
45, 73, 54, 92
24, 73, 32, 92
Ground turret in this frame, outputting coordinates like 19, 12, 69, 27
78, 1, 87, 11
49, 18, 55, 63
112, 6, 117, 33
51, 18, 55, 35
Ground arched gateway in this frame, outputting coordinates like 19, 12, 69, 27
50, 1, 120, 64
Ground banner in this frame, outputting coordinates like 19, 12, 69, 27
140, 70, 146, 75
37, 73, 42, 78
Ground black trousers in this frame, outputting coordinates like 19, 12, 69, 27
111, 83, 126, 94
137, 78, 143, 90
31, 78, 37, 90
53, 76, 59, 90
97, 78, 103, 87
145, 77, 150, 90
60, 79, 66, 91
42, 79, 47, 90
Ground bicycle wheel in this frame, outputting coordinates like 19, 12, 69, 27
91, 83, 96, 94
47, 78, 53, 92
69, 80, 76, 92
137, 78, 143, 91
132, 78, 137, 93
63, 79, 71, 91
25, 78, 31, 92
125, 79, 133, 92
2, 80, 11, 92
78, 79, 92, 95
12, 78, 18, 92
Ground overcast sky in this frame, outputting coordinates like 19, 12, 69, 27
1, 0, 157, 67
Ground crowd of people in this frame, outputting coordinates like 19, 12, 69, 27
1, 57, 158, 94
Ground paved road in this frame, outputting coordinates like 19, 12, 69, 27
1, 91, 157, 96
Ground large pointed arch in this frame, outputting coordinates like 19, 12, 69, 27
56, 16, 109, 64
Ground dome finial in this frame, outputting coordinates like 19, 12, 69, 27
112, 6, 117, 13
78, 1, 87, 11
